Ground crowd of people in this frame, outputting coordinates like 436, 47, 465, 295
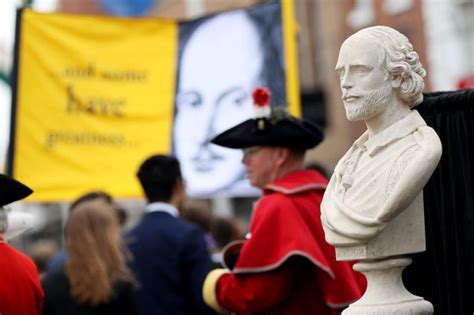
7, 31, 467, 310
0, 85, 367, 315
1, 17, 472, 313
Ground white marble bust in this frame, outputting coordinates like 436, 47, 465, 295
321, 26, 442, 260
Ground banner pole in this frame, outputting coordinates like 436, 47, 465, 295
281, 0, 301, 118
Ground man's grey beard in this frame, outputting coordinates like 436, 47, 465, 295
345, 84, 393, 121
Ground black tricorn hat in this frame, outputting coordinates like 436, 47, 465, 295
0, 174, 33, 207
211, 109, 324, 150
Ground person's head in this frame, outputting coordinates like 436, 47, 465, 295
114, 206, 128, 228
136, 154, 185, 206
65, 198, 133, 305
28, 239, 58, 275
181, 206, 213, 232
69, 190, 127, 228
0, 174, 33, 238
211, 92, 324, 190
211, 217, 244, 250
174, 9, 283, 196
69, 191, 113, 212
335, 25, 426, 122
241, 146, 306, 189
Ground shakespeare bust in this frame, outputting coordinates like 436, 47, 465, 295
321, 26, 442, 261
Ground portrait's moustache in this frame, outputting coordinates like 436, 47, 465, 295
192, 146, 225, 172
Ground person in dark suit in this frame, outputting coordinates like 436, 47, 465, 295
126, 155, 215, 315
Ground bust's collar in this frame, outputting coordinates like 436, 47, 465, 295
354, 110, 426, 156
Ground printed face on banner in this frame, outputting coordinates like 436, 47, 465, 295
174, 12, 262, 197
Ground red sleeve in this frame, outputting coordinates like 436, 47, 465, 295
216, 259, 298, 313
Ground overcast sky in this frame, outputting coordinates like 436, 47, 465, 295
0, 1, 17, 170
0, 0, 57, 169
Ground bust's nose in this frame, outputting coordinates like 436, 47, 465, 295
341, 72, 354, 90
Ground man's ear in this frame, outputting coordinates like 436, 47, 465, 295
175, 178, 185, 194
173, 178, 187, 208
275, 147, 289, 167
390, 73, 403, 89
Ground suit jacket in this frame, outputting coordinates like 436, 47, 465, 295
126, 204, 215, 315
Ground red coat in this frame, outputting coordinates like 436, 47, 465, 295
215, 170, 365, 315
0, 237, 44, 315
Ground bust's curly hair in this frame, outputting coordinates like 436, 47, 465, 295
65, 199, 134, 305
358, 26, 426, 108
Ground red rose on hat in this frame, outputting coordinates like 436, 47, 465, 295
252, 87, 271, 107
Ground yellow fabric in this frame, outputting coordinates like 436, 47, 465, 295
11, 6, 300, 202
202, 268, 230, 313
13, 9, 177, 201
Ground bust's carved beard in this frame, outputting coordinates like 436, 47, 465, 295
345, 84, 393, 121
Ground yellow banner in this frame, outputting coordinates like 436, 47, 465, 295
12, 9, 178, 201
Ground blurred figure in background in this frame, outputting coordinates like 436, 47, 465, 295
210, 216, 244, 266
115, 205, 129, 228
126, 154, 215, 315
304, 161, 330, 180
41, 198, 137, 315
0, 174, 44, 315
181, 205, 217, 254
46, 191, 126, 273
28, 239, 58, 279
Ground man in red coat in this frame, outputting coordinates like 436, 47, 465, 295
0, 174, 44, 315
202, 88, 365, 314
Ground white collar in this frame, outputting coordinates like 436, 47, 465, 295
145, 202, 179, 217
354, 110, 426, 156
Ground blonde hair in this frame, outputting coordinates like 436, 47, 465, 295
65, 199, 133, 305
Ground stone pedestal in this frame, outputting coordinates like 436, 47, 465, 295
343, 256, 433, 315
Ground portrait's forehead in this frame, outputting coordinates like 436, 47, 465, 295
182, 12, 260, 66
179, 11, 263, 92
